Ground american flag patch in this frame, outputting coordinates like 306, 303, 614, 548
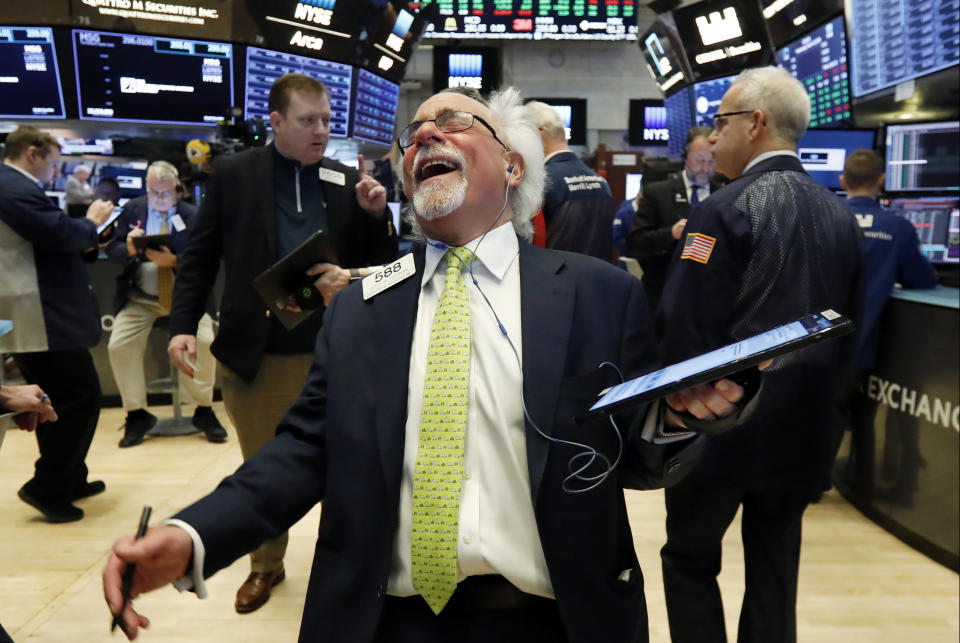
680, 232, 716, 264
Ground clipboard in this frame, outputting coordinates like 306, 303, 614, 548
252, 230, 339, 330
131, 234, 173, 253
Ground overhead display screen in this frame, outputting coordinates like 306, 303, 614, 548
673, 0, 775, 81
68, 0, 233, 40
796, 127, 876, 190
73, 29, 233, 126
359, 3, 430, 82
640, 15, 694, 97
352, 68, 400, 146
847, 0, 960, 97
528, 97, 587, 146
885, 121, 960, 192
776, 15, 851, 127
413, 0, 638, 40
628, 99, 669, 146
692, 74, 736, 127
244, 45, 352, 137
432, 46, 501, 94
235, 0, 365, 64
762, 0, 842, 47
0, 26, 66, 119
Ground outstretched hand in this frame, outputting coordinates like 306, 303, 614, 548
103, 525, 194, 640
354, 153, 387, 214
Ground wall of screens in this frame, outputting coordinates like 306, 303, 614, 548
352, 68, 400, 147
415, 0, 638, 40
0, 26, 66, 119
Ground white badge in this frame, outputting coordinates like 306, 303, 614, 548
169, 214, 187, 232
319, 168, 346, 186
362, 253, 416, 300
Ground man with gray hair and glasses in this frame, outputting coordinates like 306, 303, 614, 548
656, 66, 863, 643
104, 86, 753, 643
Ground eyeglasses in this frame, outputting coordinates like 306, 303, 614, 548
397, 111, 508, 152
712, 110, 754, 131
148, 189, 174, 200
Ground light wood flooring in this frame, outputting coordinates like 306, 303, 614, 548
0, 404, 957, 642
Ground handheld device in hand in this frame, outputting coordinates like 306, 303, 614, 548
131, 233, 173, 253
97, 208, 123, 234
586, 310, 854, 417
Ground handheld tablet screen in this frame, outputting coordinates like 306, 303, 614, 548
588, 311, 851, 414
97, 208, 123, 234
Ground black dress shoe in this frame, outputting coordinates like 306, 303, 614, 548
119, 410, 157, 448
73, 480, 106, 501
18, 486, 84, 523
192, 406, 227, 443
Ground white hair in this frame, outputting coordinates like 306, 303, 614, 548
525, 101, 566, 143
73, 164, 91, 176
146, 160, 179, 183
486, 87, 546, 241
729, 66, 811, 146
403, 87, 546, 241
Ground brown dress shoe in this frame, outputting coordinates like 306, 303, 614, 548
235, 567, 285, 614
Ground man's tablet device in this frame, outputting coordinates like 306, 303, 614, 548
131, 234, 173, 252
96, 208, 123, 234
587, 311, 854, 416
252, 230, 338, 331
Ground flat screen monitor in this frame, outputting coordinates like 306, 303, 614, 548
625, 172, 643, 200
884, 121, 960, 192
762, 0, 843, 47
58, 137, 113, 155
244, 45, 352, 138
352, 68, 400, 147
796, 127, 876, 190
73, 30, 233, 126
692, 74, 736, 127
673, 0, 775, 82
432, 46, 501, 95
528, 98, 587, 146
664, 87, 695, 158
628, 99, 669, 147
0, 26, 66, 119
639, 15, 694, 97
360, 3, 429, 82
776, 14, 851, 128
234, 0, 364, 64
98, 166, 147, 198
885, 197, 960, 264
847, 0, 960, 97
418, 0, 638, 40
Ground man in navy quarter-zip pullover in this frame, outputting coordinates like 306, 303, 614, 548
166, 73, 398, 614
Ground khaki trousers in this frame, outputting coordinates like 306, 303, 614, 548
220, 353, 313, 573
107, 299, 216, 412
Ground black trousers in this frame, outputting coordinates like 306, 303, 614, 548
374, 576, 568, 643
13, 350, 101, 503
661, 474, 808, 643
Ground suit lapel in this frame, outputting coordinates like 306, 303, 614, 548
373, 247, 424, 494
320, 158, 344, 255
257, 147, 277, 256
518, 243, 574, 502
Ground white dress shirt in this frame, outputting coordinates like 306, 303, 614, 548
387, 221, 554, 599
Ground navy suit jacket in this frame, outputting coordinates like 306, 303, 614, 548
105, 195, 197, 313
0, 163, 101, 351
175, 240, 703, 643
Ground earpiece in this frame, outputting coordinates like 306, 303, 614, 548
507, 165, 515, 174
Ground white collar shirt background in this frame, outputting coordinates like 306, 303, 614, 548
387, 222, 554, 599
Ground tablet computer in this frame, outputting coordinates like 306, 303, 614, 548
586, 310, 854, 417
96, 208, 123, 234
131, 233, 173, 252
252, 230, 339, 330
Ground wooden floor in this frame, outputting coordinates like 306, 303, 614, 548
0, 403, 957, 642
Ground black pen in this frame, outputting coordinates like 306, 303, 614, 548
111, 505, 152, 634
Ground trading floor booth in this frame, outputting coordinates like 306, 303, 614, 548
835, 286, 960, 571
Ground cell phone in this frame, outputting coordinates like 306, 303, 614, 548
585, 310, 854, 417
96, 208, 123, 234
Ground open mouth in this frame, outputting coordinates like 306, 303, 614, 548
415, 158, 461, 182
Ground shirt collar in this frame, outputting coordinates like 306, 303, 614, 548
149, 203, 177, 219
3, 160, 41, 185
421, 221, 519, 287
742, 149, 800, 175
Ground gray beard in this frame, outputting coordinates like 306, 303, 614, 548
412, 172, 468, 221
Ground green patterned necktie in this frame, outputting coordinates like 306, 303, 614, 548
411, 246, 475, 614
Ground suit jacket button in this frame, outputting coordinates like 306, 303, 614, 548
376, 583, 385, 598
